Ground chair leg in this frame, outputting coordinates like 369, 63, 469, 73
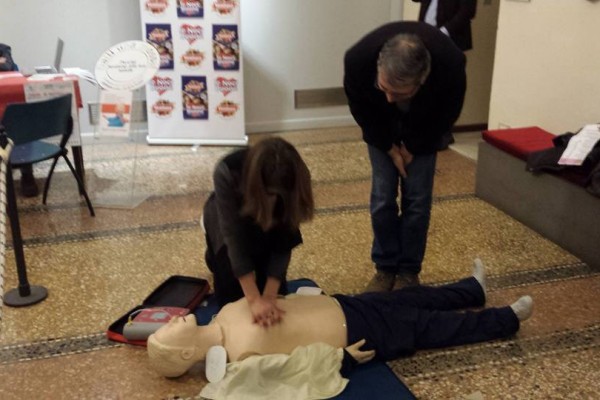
42, 157, 60, 205
62, 155, 95, 217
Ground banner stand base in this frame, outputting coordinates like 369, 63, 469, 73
146, 136, 248, 146
4, 286, 48, 307
93, 192, 149, 209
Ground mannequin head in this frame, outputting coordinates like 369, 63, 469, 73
147, 314, 214, 378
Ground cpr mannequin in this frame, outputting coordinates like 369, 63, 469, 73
147, 260, 533, 380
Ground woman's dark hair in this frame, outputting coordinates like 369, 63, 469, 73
241, 137, 314, 231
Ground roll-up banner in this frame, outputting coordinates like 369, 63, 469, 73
140, 0, 246, 145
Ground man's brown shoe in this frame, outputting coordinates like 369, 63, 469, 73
364, 271, 395, 293
392, 273, 420, 291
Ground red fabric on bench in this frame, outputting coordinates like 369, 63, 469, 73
482, 127, 555, 161
482, 126, 594, 189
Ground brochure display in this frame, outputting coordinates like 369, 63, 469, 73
90, 41, 160, 208
139, 0, 246, 145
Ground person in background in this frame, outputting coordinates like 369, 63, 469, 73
344, 22, 466, 292
413, 0, 477, 52
0, 42, 38, 197
0, 43, 16, 71
413, 0, 477, 148
202, 137, 314, 327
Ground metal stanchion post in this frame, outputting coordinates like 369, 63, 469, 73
0, 128, 48, 307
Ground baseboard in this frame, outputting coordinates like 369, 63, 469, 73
245, 116, 357, 134
83, 120, 487, 137
453, 123, 487, 133
248, 120, 486, 134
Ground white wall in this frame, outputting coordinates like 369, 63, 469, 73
240, 0, 400, 133
0, 0, 141, 135
4, 1, 595, 137
1, 0, 401, 136
489, 0, 600, 133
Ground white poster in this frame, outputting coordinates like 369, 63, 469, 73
140, 0, 246, 145
98, 90, 134, 137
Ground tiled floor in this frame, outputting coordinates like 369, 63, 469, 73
0, 127, 598, 399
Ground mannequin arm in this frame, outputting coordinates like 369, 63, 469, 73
345, 339, 376, 363
341, 339, 376, 377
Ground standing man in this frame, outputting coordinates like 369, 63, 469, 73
344, 22, 466, 292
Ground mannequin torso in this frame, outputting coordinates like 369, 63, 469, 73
214, 294, 347, 362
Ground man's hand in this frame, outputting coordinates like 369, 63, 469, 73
388, 144, 413, 178
345, 339, 375, 364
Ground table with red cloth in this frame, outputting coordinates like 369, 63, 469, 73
0, 72, 86, 185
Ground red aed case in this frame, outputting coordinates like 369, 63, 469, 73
107, 275, 210, 346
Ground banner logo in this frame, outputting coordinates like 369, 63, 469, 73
213, 0, 237, 15
145, 0, 169, 14
216, 100, 239, 118
180, 24, 203, 45
152, 99, 175, 117
215, 77, 238, 96
151, 76, 174, 95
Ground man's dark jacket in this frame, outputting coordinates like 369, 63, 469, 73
413, 0, 477, 51
344, 22, 466, 155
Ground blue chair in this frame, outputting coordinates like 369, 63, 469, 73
1, 94, 95, 216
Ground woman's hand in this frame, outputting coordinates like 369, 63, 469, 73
239, 274, 286, 327
248, 296, 285, 327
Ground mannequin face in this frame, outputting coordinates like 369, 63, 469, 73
153, 314, 199, 347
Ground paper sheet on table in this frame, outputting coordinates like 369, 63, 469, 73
558, 124, 600, 166
62, 67, 98, 86
27, 73, 67, 81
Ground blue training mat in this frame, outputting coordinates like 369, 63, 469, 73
193, 279, 416, 400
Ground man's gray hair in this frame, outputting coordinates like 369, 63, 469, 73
377, 33, 431, 87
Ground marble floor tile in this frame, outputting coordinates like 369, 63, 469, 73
0, 126, 597, 399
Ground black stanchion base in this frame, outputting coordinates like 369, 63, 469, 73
4, 286, 48, 307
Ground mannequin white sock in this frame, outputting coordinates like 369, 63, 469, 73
472, 258, 486, 295
510, 296, 533, 321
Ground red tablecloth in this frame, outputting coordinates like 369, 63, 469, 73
0, 72, 83, 120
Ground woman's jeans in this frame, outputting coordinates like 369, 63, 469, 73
367, 144, 437, 275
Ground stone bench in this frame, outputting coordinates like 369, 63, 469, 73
475, 127, 600, 268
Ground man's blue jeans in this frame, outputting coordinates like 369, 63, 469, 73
367, 144, 437, 275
